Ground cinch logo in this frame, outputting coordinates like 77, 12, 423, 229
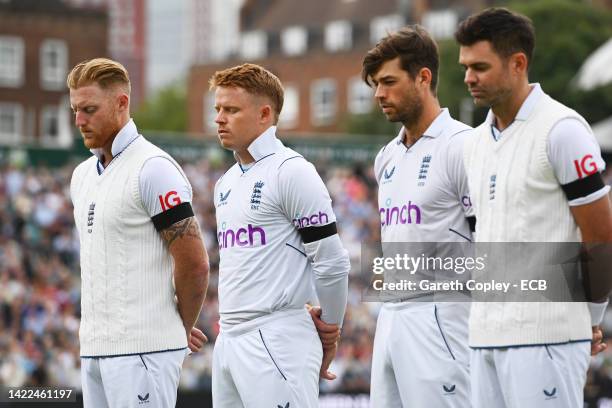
218, 224, 267, 249
158, 191, 181, 211
461, 195, 472, 208
379, 201, 421, 226
292, 211, 329, 228
574, 154, 598, 178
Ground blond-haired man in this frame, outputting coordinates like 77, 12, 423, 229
68, 58, 209, 407
209, 63, 350, 407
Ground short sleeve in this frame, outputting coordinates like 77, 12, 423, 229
139, 156, 193, 217
277, 157, 337, 242
547, 118, 609, 206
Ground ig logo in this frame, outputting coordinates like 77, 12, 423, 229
158, 191, 182, 211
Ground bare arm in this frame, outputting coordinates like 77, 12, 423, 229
160, 216, 209, 338
571, 195, 612, 356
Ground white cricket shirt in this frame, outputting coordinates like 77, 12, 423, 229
214, 126, 339, 329
375, 109, 474, 243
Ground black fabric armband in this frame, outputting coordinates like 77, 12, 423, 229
467, 216, 476, 233
151, 202, 194, 231
561, 172, 605, 201
298, 222, 338, 244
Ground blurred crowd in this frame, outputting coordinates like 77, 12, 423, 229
1, 153, 612, 402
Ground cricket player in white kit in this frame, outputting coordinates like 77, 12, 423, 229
362, 26, 474, 407
209, 63, 350, 408
456, 8, 612, 407
68, 59, 209, 407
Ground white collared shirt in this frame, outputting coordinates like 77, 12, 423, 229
486, 84, 608, 206
374, 108, 474, 243
91, 119, 191, 217
214, 126, 344, 328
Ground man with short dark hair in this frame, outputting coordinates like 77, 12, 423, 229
362, 26, 473, 407
456, 8, 612, 407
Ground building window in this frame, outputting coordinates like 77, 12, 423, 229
40, 105, 60, 141
325, 20, 352, 52
0, 36, 25, 88
422, 10, 458, 39
348, 77, 373, 114
40, 39, 68, 90
311, 79, 337, 126
0, 103, 23, 143
240, 31, 267, 60
278, 85, 298, 129
370, 14, 404, 44
204, 92, 216, 132
281, 26, 307, 56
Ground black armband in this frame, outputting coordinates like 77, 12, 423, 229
298, 222, 338, 244
561, 173, 605, 201
151, 202, 194, 231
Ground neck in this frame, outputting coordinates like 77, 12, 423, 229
236, 150, 255, 165
492, 82, 531, 131
100, 116, 130, 166
402, 98, 441, 146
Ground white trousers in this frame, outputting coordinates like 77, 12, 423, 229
212, 308, 323, 408
81, 348, 187, 408
370, 302, 471, 407
470, 341, 590, 408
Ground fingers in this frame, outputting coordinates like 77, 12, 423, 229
191, 327, 208, 343
591, 326, 607, 356
319, 343, 338, 381
187, 327, 208, 353
320, 369, 337, 380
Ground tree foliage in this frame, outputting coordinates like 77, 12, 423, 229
347, 0, 612, 132
132, 83, 187, 132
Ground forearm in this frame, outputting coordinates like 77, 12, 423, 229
314, 272, 348, 326
174, 260, 209, 331
160, 216, 210, 331
304, 234, 350, 326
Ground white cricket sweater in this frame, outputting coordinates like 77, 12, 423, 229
464, 92, 592, 347
71, 137, 187, 356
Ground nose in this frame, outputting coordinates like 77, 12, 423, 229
374, 84, 385, 101
464, 69, 476, 86
75, 111, 87, 127
215, 110, 226, 125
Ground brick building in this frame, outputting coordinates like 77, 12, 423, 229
188, 0, 488, 136
65, 0, 146, 108
0, 0, 107, 147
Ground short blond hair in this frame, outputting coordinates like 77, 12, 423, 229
67, 58, 131, 93
209, 63, 284, 122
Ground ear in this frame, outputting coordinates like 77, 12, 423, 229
510, 52, 528, 76
259, 104, 273, 124
117, 93, 130, 112
417, 67, 432, 90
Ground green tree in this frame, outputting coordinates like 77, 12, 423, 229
133, 82, 187, 132
438, 0, 612, 125
340, 108, 400, 136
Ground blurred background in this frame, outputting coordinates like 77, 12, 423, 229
1, 0, 612, 406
